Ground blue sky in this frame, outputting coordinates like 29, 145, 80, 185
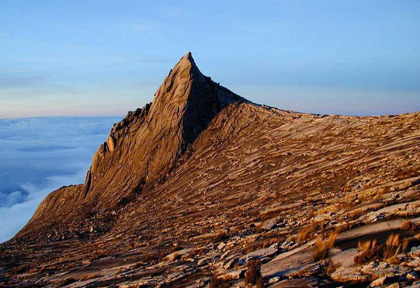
0, 0, 419, 117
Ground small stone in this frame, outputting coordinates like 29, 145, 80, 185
407, 258, 420, 268
410, 246, 420, 257
268, 276, 280, 284
222, 258, 237, 269
197, 258, 208, 267
370, 276, 388, 287
407, 271, 420, 280
220, 251, 230, 261
217, 242, 226, 250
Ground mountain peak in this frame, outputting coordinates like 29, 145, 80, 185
16, 53, 246, 239
79, 53, 244, 205
144, 52, 243, 166
166, 51, 203, 83
182, 50, 193, 61
173, 51, 197, 70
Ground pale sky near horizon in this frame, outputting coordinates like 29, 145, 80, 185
1, 0, 419, 118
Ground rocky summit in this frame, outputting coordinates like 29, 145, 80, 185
1, 53, 419, 288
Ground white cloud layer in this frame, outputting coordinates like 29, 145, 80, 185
0, 116, 120, 243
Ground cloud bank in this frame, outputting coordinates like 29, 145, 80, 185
0, 116, 121, 243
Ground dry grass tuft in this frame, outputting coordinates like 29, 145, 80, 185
386, 233, 400, 247
354, 239, 379, 265
297, 222, 319, 243
401, 220, 416, 233
209, 276, 230, 288
325, 260, 339, 276
384, 233, 400, 258
354, 233, 411, 265
387, 255, 401, 265
256, 276, 264, 288
245, 260, 262, 285
313, 232, 338, 261
335, 223, 350, 233
358, 239, 377, 252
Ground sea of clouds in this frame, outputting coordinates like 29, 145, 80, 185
0, 116, 121, 243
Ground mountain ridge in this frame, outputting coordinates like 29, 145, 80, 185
17, 52, 247, 240
1, 53, 419, 288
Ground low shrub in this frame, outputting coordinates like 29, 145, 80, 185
401, 220, 416, 233
313, 232, 337, 261
209, 275, 230, 288
354, 233, 410, 265
245, 260, 262, 285
297, 222, 318, 243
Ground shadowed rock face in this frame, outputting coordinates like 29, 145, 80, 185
2, 53, 419, 288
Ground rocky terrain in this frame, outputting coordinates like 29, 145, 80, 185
1, 53, 419, 288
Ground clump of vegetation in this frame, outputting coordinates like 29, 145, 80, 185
325, 260, 338, 276
384, 233, 401, 259
354, 239, 379, 265
245, 260, 263, 286
209, 275, 230, 288
335, 222, 350, 233
297, 222, 319, 243
358, 239, 377, 252
256, 277, 264, 288
313, 232, 338, 261
354, 233, 411, 265
401, 220, 417, 233
319, 259, 340, 277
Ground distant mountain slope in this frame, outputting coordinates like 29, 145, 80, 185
1, 53, 419, 288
